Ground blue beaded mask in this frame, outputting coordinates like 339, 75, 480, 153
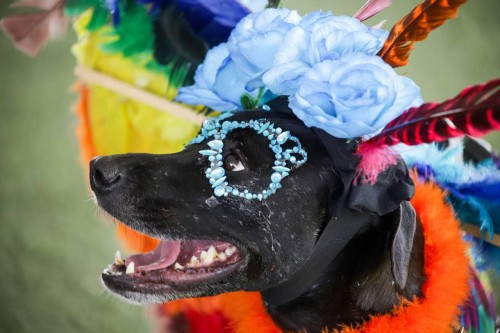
190, 115, 307, 200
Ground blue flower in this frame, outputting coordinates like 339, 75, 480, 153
289, 54, 423, 139
176, 43, 259, 111
227, 8, 301, 87
262, 11, 389, 95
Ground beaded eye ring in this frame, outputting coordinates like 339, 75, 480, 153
191, 116, 307, 200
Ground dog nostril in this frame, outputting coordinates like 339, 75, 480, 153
93, 168, 121, 189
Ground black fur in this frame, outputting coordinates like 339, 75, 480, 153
90, 110, 426, 331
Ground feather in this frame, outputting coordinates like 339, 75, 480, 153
353, 0, 392, 22
460, 269, 498, 332
403, 142, 500, 273
363, 79, 500, 148
10, 0, 59, 10
0, 0, 68, 56
378, 0, 468, 67
175, 0, 251, 47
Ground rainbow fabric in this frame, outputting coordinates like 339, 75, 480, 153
73, 9, 201, 252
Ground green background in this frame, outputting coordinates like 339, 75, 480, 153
0, 1, 498, 332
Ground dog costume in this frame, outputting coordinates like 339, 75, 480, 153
2, 0, 499, 332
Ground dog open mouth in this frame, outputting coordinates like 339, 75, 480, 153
102, 238, 245, 298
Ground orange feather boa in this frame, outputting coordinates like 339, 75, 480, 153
159, 180, 470, 333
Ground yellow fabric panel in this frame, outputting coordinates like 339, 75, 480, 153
87, 85, 198, 155
73, 9, 200, 157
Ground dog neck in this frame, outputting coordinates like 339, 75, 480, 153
266, 216, 426, 331
158, 181, 470, 333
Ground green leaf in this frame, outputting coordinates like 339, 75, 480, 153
240, 93, 257, 110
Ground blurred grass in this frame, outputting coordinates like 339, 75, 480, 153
0, 1, 499, 332
0, 4, 151, 333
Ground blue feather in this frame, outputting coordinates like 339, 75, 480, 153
402, 141, 500, 272
175, 0, 251, 46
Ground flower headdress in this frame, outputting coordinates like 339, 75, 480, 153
176, 2, 500, 185
174, 2, 500, 305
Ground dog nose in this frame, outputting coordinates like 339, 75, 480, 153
90, 156, 122, 192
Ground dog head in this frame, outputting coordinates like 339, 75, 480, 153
92, 108, 415, 305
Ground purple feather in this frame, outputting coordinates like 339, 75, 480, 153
353, 0, 393, 22
471, 271, 497, 319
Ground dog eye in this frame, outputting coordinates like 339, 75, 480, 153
224, 153, 245, 172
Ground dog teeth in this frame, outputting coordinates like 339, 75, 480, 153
207, 246, 217, 260
188, 256, 200, 267
126, 262, 135, 275
186, 246, 237, 268
114, 250, 124, 265
225, 246, 237, 257
174, 262, 184, 270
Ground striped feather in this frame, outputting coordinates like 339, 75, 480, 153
378, 0, 468, 67
363, 79, 500, 148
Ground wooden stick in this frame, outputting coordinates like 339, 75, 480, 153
462, 223, 500, 247
74, 65, 206, 125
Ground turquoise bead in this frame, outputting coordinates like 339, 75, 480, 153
273, 166, 290, 172
198, 116, 307, 202
203, 120, 215, 130
257, 122, 270, 134
277, 131, 290, 144
214, 186, 225, 197
199, 150, 217, 156
271, 172, 282, 183
208, 140, 223, 150
210, 168, 225, 179
212, 177, 226, 188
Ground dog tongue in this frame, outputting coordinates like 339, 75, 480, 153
125, 240, 181, 272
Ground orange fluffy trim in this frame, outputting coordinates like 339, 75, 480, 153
160, 180, 470, 333
74, 82, 96, 168
163, 292, 281, 333
332, 180, 470, 333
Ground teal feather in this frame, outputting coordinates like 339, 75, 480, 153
402, 141, 500, 272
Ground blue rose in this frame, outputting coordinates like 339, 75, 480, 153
262, 11, 388, 95
227, 8, 301, 87
176, 43, 259, 111
289, 54, 423, 139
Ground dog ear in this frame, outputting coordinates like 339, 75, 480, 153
311, 128, 414, 216
388, 201, 417, 290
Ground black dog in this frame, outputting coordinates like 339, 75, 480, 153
91, 109, 426, 331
